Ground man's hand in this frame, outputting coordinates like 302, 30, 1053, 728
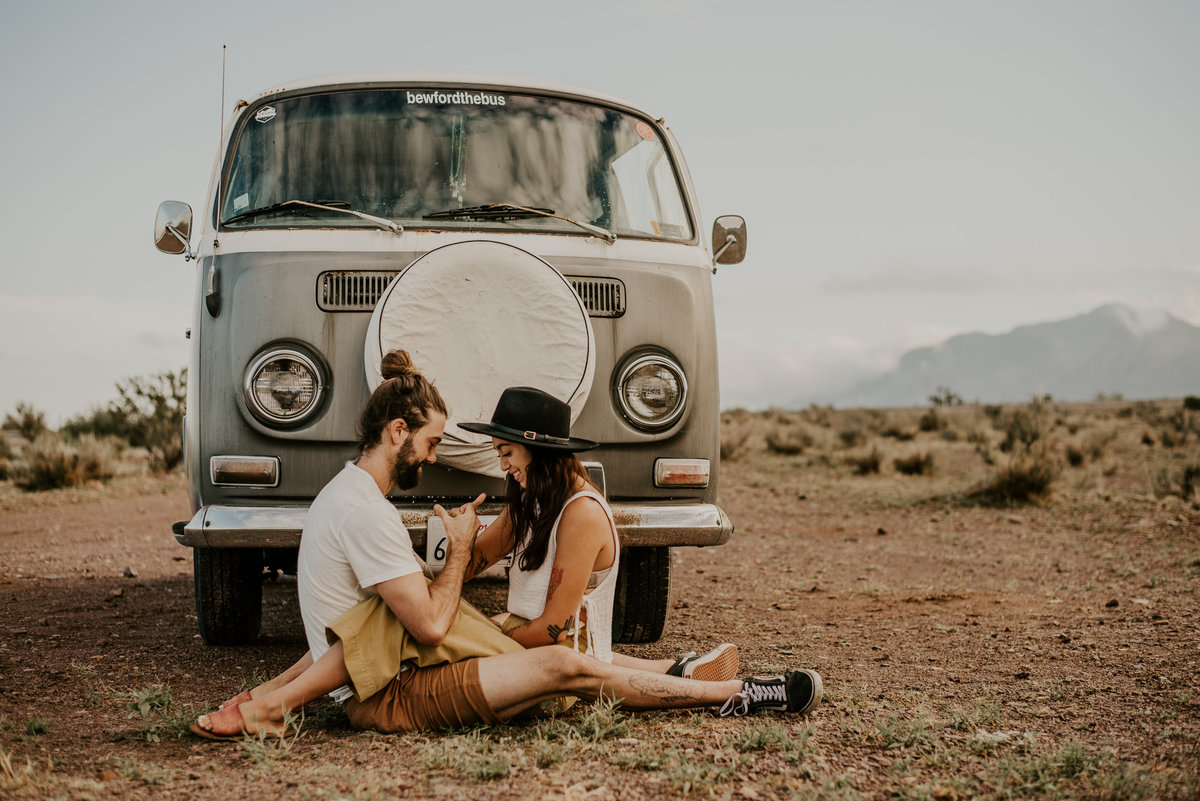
433, 493, 486, 557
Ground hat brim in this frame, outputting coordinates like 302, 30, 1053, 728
458, 421, 598, 452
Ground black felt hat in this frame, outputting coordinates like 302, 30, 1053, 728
459, 387, 598, 451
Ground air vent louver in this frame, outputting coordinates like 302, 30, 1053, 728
317, 271, 625, 317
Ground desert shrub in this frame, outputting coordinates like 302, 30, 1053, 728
765, 426, 812, 455
940, 428, 960, 442
1157, 406, 1198, 449
880, 426, 915, 441
894, 452, 935, 476
720, 424, 751, 462
918, 408, 943, 432
838, 428, 865, 448
1065, 444, 1085, 467
800, 404, 836, 428
1152, 461, 1200, 502
12, 433, 118, 492
1141, 431, 1156, 446
998, 403, 1048, 453
928, 386, 963, 406
983, 404, 1004, 422
1082, 427, 1117, 460
63, 370, 186, 472
966, 448, 1058, 506
1, 403, 48, 442
846, 447, 882, 475
965, 428, 989, 445
61, 405, 135, 443
1184, 395, 1200, 411
1130, 400, 1163, 427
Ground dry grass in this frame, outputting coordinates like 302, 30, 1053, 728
9, 433, 120, 492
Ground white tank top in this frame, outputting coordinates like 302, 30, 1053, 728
506, 490, 620, 663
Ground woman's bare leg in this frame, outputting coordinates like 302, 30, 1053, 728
609, 652, 675, 673
476, 648, 741, 721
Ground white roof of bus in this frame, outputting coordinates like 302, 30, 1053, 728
243, 71, 646, 114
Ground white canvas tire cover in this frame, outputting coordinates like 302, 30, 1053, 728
364, 240, 596, 478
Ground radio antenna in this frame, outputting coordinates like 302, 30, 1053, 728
216, 44, 227, 240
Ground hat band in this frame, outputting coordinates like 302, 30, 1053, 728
490, 421, 572, 446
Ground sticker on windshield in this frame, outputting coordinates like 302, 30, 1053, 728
405, 90, 507, 107
255, 106, 277, 123
636, 121, 656, 141
233, 193, 249, 212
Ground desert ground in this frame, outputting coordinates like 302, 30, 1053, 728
1, 400, 1198, 800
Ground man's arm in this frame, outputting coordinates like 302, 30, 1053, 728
374, 494, 484, 645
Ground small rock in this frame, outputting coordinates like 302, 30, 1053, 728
1105, 599, 1119, 608
1131, 598, 1151, 606
617, 737, 639, 744
108, 588, 123, 598
1001, 514, 1023, 524
1015, 668, 1032, 679
97, 770, 118, 781
876, 527, 887, 535
123, 566, 138, 578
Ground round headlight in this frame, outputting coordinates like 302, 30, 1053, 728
244, 349, 325, 426
617, 352, 688, 430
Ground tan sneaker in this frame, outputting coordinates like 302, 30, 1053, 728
667, 643, 739, 681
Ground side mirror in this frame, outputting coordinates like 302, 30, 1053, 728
711, 215, 747, 266
155, 201, 194, 260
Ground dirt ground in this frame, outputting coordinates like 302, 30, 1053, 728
2, 403, 1198, 800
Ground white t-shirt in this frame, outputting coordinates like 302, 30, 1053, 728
297, 461, 423, 701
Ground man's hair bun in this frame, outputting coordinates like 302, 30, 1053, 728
380, 349, 420, 381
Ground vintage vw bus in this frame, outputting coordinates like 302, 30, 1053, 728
154, 72, 746, 645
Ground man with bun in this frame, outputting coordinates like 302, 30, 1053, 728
194, 350, 821, 738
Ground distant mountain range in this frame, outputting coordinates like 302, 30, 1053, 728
823, 304, 1200, 408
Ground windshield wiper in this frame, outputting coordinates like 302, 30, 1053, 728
424, 202, 615, 244
224, 199, 403, 235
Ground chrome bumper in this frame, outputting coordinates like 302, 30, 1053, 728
177, 501, 733, 549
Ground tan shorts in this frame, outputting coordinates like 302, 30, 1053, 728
344, 658, 502, 733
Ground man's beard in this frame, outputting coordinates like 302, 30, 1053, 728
391, 438, 423, 490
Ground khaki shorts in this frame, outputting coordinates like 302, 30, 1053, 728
344, 658, 501, 733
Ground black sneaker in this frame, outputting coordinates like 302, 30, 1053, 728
666, 643, 739, 681
718, 670, 823, 717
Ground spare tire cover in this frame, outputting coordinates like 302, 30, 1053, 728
364, 240, 596, 477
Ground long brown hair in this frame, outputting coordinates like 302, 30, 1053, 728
356, 350, 447, 454
507, 447, 598, 572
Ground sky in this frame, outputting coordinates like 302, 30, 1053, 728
1, 0, 1198, 422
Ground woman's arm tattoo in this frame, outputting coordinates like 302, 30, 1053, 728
466, 551, 491, 580
546, 566, 564, 602
546, 614, 575, 642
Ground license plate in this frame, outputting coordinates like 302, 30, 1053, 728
425, 514, 510, 576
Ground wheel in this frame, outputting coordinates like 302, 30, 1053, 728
193, 548, 264, 645
612, 546, 671, 643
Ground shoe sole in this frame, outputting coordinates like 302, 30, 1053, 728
686, 643, 739, 682
792, 669, 823, 715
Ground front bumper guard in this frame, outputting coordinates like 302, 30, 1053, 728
177, 501, 733, 549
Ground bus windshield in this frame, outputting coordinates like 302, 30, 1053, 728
220, 88, 693, 241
